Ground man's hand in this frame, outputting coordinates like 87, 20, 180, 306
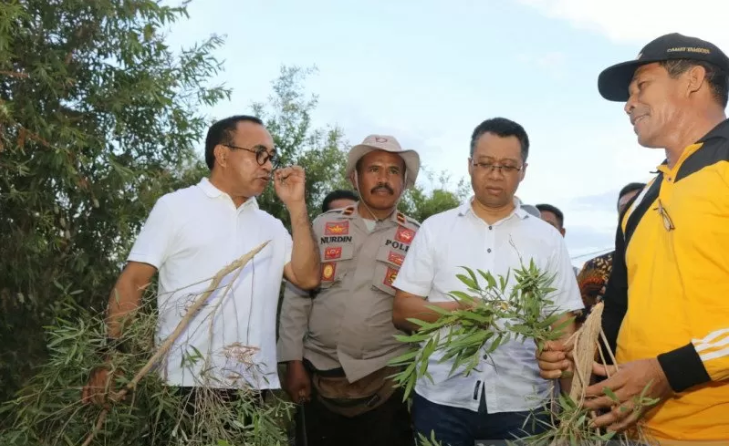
536, 339, 574, 380
274, 166, 306, 208
583, 358, 672, 432
284, 360, 311, 404
81, 365, 120, 406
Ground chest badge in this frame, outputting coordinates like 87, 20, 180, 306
395, 226, 415, 244
388, 251, 404, 266
383, 267, 399, 287
321, 262, 336, 282
324, 246, 342, 260
325, 221, 350, 236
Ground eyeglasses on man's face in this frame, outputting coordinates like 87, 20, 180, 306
471, 161, 523, 174
224, 143, 280, 168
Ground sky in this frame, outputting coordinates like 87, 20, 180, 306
165, 0, 729, 264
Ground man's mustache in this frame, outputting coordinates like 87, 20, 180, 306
371, 184, 394, 195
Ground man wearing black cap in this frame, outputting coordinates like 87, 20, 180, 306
538, 33, 729, 442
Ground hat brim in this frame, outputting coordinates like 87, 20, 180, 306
345, 145, 420, 189
598, 59, 661, 102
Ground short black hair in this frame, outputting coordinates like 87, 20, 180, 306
535, 203, 564, 228
322, 190, 359, 213
204, 115, 264, 170
470, 117, 530, 161
660, 59, 729, 108
617, 182, 646, 208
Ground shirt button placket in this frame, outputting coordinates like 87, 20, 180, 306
487, 225, 493, 254
481, 222, 495, 410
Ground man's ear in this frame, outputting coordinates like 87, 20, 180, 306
519, 163, 528, 182
686, 64, 708, 96
214, 144, 227, 168
349, 171, 359, 191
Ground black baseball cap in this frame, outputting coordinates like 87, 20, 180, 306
598, 33, 729, 102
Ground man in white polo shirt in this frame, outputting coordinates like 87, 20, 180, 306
392, 117, 583, 445
82, 115, 320, 405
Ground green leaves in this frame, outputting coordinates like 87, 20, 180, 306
603, 386, 619, 403
0, 0, 230, 403
1, 293, 293, 446
390, 262, 565, 401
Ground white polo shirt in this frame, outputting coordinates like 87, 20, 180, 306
127, 178, 292, 389
392, 198, 583, 413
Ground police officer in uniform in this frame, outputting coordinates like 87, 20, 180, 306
278, 135, 420, 446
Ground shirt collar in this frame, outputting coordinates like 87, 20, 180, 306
458, 196, 529, 220
655, 118, 729, 172
197, 177, 259, 210
698, 118, 729, 143
343, 202, 403, 225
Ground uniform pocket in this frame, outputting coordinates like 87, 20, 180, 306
318, 243, 355, 290
371, 245, 406, 296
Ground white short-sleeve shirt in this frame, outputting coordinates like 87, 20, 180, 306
127, 178, 292, 389
392, 199, 583, 413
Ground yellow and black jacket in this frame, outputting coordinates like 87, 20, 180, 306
602, 119, 729, 441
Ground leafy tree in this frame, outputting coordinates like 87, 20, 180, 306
398, 170, 470, 223
252, 66, 350, 225
0, 0, 228, 403
252, 66, 468, 226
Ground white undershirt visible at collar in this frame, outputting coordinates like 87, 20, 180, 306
363, 218, 376, 232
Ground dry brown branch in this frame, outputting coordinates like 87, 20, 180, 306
81, 240, 270, 446
0, 70, 29, 79
81, 409, 108, 446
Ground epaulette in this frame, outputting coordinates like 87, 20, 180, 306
396, 211, 421, 228
319, 205, 354, 217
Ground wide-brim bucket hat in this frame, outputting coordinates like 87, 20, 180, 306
345, 134, 420, 189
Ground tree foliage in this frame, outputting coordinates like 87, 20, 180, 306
253, 66, 469, 226
252, 66, 350, 226
398, 170, 470, 223
0, 0, 228, 403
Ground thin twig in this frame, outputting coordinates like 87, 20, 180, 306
123, 241, 269, 393
81, 408, 108, 446
599, 328, 620, 373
